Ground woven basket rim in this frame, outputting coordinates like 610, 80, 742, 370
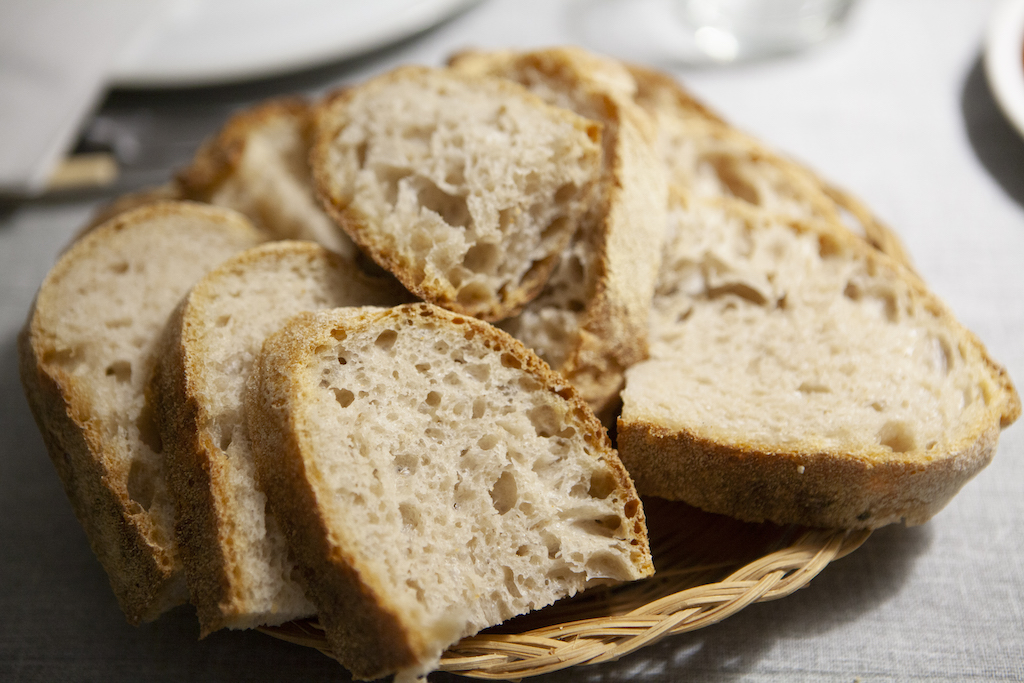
260, 507, 870, 679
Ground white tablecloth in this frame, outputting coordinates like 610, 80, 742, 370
2, 1, 1021, 680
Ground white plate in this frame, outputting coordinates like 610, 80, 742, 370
109, 0, 478, 88
985, 0, 1024, 139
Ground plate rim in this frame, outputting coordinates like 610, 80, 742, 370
108, 0, 478, 88
985, 0, 1024, 139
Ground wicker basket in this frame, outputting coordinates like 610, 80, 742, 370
260, 498, 870, 679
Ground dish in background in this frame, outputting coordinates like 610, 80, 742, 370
109, 0, 478, 88
985, 0, 1024, 140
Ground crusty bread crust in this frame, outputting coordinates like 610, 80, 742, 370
247, 302, 652, 679
151, 241, 410, 635
19, 201, 266, 623
177, 97, 309, 198
449, 47, 669, 416
18, 332, 186, 622
176, 97, 359, 258
619, 197, 1020, 529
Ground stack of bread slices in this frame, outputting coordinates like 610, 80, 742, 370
19, 47, 1019, 680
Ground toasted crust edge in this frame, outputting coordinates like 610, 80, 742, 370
15, 201, 262, 623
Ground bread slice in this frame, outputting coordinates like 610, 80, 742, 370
18, 202, 266, 623
626, 62, 914, 267
448, 47, 669, 415
617, 193, 1020, 529
311, 65, 603, 322
151, 240, 411, 635
246, 303, 654, 680
176, 98, 360, 259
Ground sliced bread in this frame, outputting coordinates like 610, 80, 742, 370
448, 47, 669, 415
151, 240, 411, 635
617, 194, 1020, 529
246, 303, 654, 680
176, 98, 359, 259
310, 65, 603, 322
18, 201, 266, 623
626, 62, 914, 267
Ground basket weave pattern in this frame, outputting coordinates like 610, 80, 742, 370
260, 501, 870, 679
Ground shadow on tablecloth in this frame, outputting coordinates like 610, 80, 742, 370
961, 54, 1024, 210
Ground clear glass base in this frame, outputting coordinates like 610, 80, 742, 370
675, 0, 856, 62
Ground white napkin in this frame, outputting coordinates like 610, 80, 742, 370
0, 1, 167, 195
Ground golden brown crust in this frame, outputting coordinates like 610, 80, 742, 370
19, 201, 265, 624
176, 97, 312, 201
618, 419, 1002, 529
149, 299, 234, 634
18, 322, 186, 623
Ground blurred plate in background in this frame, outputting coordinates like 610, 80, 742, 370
986, 0, 1024, 139
109, 0, 478, 88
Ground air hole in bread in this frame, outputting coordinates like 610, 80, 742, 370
541, 531, 561, 559
373, 165, 413, 207
588, 470, 616, 499
540, 215, 570, 245
707, 154, 759, 205
623, 499, 640, 519
817, 234, 841, 259
503, 566, 523, 598
456, 281, 492, 308
707, 282, 768, 306
374, 329, 398, 352
333, 388, 355, 408
472, 397, 487, 419
527, 403, 561, 438
463, 242, 501, 274
127, 457, 157, 511
109, 261, 130, 275
489, 470, 518, 514
417, 179, 472, 229
798, 381, 831, 394
105, 360, 132, 383
930, 335, 953, 375
135, 400, 162, 455
104, 318, 132, 329
399, 503, 422, 530
425, 391, 442, 408
394, 452, 418, 475
444, 372, 462, 386
477, 433, 500, 450
500, 353, 522, 370
877, 420, 916, 453
42, 347, 80, 370
466, 363, 490, 382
